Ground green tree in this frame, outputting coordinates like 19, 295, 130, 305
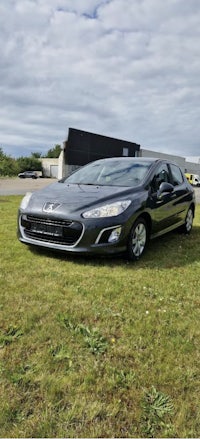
16, 156, 42, 173
45, 144, 62, 158
31, 152, 42, 158
0, 148, 19, 176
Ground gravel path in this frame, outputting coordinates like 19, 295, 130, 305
0, 178, 56, 196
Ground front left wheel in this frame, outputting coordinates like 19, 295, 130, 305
127, 217, 148, 261
180, 206, 194, 234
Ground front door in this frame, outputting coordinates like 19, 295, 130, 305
148, 163, 178, 235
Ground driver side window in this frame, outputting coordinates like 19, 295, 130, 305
151, 164, 170, 192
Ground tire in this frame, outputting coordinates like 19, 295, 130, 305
180, 206, 194, 234
127, 217, 148, 261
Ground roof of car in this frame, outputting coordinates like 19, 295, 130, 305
95, 157, 160, 163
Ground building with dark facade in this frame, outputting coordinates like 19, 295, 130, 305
57, 127, 200, 179
58, 128, 140, 178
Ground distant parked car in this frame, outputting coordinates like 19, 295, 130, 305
18, 171, 38, 179
18, 157, 195, 261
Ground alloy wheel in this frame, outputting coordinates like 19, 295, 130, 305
128, 218, 148, 260
185, 208, 193, 233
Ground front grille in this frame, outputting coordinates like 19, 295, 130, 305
21, 215, 83, 246
26, 215, 73, 227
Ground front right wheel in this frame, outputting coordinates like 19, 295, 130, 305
127, 217, 148, 261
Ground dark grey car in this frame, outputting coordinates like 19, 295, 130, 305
18, 157, 195, 260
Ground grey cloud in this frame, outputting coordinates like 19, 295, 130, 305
1, 0, 200, 157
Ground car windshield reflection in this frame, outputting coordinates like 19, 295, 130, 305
65, 159, 152, 187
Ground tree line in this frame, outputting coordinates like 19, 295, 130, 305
0, 145, 62, 177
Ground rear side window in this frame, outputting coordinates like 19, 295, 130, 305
170, 164, 184, 186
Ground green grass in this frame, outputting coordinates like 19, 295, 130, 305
0, 195, 200, 438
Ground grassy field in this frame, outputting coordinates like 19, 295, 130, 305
0, 195, 200, 438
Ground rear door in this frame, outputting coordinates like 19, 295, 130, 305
168, 163, 190, 224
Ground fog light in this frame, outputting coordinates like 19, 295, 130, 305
108, 227, 122, 243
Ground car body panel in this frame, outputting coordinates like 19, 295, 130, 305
149, 185, 192, 236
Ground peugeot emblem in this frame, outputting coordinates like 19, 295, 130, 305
43, 202, 61, 212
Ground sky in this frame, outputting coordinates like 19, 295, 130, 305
1, 0, 200, 158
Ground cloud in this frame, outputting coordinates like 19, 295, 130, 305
1, 0, 200, 157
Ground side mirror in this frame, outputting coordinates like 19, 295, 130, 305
157, 182, 174, 197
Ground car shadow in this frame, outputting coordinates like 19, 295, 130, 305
29, 225, 200, 270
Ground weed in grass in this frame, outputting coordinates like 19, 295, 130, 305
77, 323, 108, 354
0, 325, 23, 347
57, 313, 75, 331
108, 366, 136, 389
141, 386, 174, 437
58, 314, 108, 354
50, 344, 73, 369
9, 364, 34, 387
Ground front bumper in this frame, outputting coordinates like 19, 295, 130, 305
18, 212, 130, 255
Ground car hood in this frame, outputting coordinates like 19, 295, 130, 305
26, 181, 142, 215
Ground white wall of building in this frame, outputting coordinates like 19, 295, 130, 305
140, 149, 200, 175
186, 156, 200, 163
40, 158, 58, 178
140, 148, 186, 170
185, 161, 200, 174
57, 149, 65, 180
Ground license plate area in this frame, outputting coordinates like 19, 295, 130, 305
31, 223, 62, 237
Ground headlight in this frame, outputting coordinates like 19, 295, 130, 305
20, 192, 32, 210
82, 200, 131, 218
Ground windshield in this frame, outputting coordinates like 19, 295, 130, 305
64, 159, 152, 187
